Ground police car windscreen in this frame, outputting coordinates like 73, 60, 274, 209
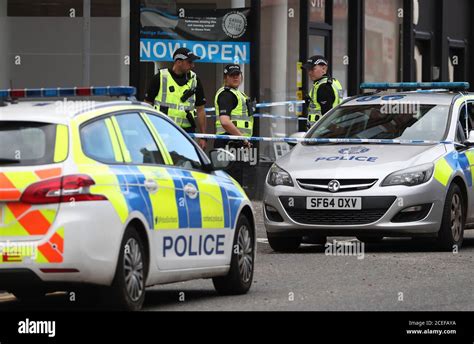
307, 104, 450, 142
0, 121, 56, 166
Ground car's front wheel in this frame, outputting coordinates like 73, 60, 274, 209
108, 225, 147, 311
213, 214, 254, 295
267, 235, 301, 252
437, 183, 465, 251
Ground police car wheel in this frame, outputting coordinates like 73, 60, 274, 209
356, 236, 384, 244
213, 214, 254, 295
109, 225, 147, 311
437, 184, 465, 251
267, 235, 301, 252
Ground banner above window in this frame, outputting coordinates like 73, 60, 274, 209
140, 8, 251, 64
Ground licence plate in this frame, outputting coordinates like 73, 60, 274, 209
306, 197, 362, 210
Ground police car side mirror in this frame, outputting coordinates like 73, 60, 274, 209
288, 132, 306, 147
464, 130, 474, 147
208, 149, 236, 171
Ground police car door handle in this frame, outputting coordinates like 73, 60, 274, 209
184, 183, 198, 199
144, 179, 159, 193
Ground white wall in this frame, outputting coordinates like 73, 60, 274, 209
6, 1, 130, 88
8, 17, 84, 88
259, 0, 300, 159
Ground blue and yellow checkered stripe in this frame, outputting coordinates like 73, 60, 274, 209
78, 164, 244, 231
434, 151, 474, 187
72, 114, 246, 232
111, 166, 244, 231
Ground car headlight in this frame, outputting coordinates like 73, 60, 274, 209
381, 163, 434, 187
267, 164, 294, 187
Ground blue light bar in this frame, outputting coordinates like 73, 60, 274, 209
43, 88, 60, 97
0, 86, 137, 99
26, 89, 42, 97
59, 88, 76, 97
93, 87, 108, 96
360, 82, 470, 90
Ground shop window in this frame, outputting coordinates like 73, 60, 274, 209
332, 0, 348, 94
414, 37, 432, 82
364, 0, 402, 82
449, 46, 466, 82
308, 0, 325, 23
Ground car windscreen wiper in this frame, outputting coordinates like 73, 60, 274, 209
0, 158, 21, 164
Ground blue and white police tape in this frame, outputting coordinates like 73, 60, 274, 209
205, 100, 305, 113
190, 133, 462, 146
206, 113, 308, 121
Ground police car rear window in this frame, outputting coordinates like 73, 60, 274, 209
0, 121, 56, 166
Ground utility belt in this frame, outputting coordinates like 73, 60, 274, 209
231, 120, 252, 128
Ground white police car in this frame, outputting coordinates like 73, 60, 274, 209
0, 86, 256, 310
264, 82, 474, 252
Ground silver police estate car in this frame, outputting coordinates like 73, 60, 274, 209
264, 82, 474, 252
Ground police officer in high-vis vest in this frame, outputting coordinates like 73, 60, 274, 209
214, 64, 253, 149
145, 47, 207, 149
303, 55, 343, 129
214, 64, 253, 184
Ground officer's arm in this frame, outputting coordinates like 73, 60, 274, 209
317, 83, 336, 115
144, 73, 160, 105
220, 115, 243, 136
196, 105, 207, 134
195, 78, 207, 134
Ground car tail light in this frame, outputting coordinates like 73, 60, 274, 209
20, 174, 108, 204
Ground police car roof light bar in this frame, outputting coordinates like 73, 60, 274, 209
360, 82, 470, 91
0, 86, 136, 99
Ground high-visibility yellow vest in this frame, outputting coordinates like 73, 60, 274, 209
214, 87, 253, 137
308, 77, 343, 126
154, 69, 197, 129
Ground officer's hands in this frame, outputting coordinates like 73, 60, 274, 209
304, 95, 312, 107
243, 140, 252, 148
198, 138, 207, 150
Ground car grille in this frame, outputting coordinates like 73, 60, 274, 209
280, 196, 396, 225
297, 179, 378, 193
284, 209, 387, 225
